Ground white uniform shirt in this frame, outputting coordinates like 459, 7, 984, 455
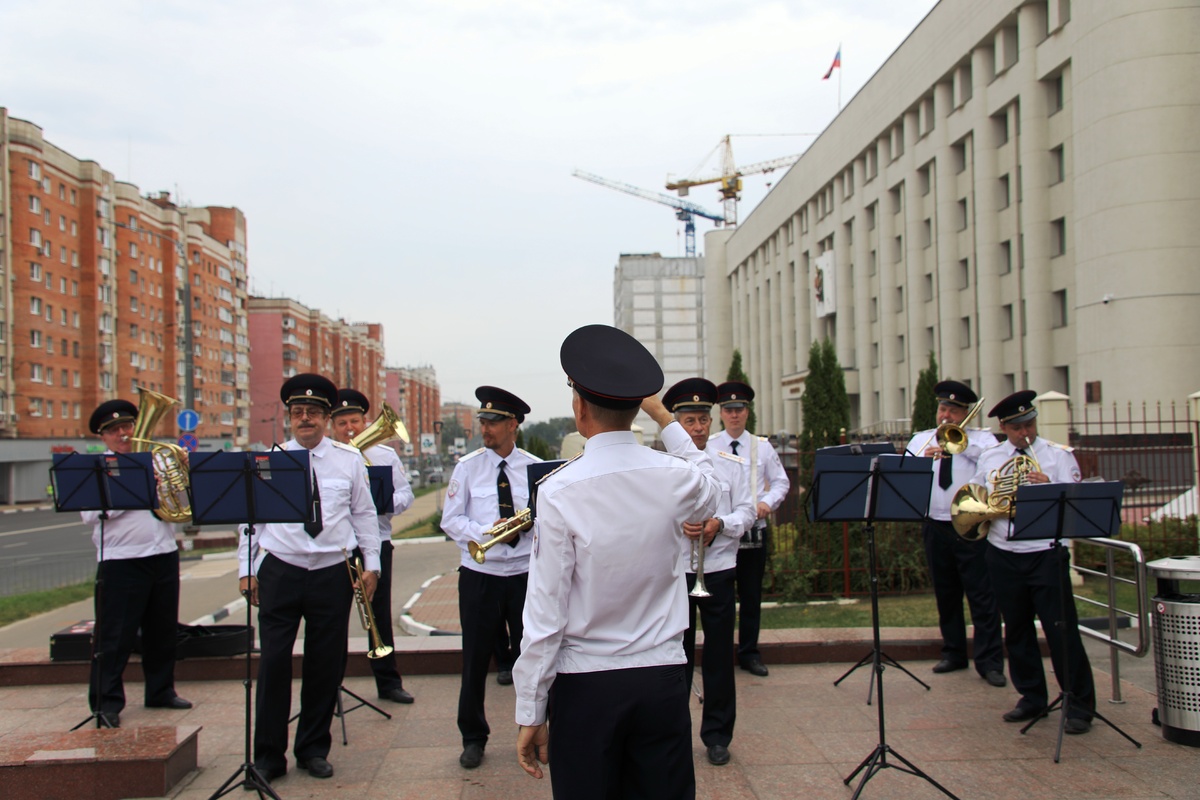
442, 445, 542, 577
969, 436, 1082, 553
685, 448, 755, 573
81, 451, 178, 561
709, 430, 791, 520
903, 427, 999, 521
513, 421, 723, 727
364, 443, 414, 541
237, 436, 380, 577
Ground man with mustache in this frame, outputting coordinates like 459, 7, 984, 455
237, 373, 380, 784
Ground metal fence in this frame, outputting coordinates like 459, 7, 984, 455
764, 401, 1199, 601
0, 552, 96, 598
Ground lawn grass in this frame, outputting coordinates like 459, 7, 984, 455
0, 581, 94, 627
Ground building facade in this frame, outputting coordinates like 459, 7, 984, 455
705, 0, 1200, 436
386, 366, 440, 454
613, 253, 706, 436
246, 297, 387, 447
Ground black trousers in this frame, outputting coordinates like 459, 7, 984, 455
922, 519, 1003, 674
90, 551, 180, 713
548, 665, 695, 800
368, 541, 406, 694
734, 526, 769, 663
683, 566, 736, 747
253, 555, 353, 771
457, 566, 526, 746
986, 544, 1096, 718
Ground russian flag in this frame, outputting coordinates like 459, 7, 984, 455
823, 46, 841, 80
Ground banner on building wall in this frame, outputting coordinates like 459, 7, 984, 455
814, 252, 836, 318
420, 433, 436, 454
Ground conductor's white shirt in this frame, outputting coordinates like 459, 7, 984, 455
514, 421, 723, 727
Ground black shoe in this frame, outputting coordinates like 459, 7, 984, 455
1064, 717, 1092, 735
146, 695, 193, 709
460, 743, 484, 769
740, 658, 769, 677
706, 744, 731, 766
246, 763, 285, 790
931, 659, 968, 674
297, 755, 334, 779
497, 669, 513, 686
983, 670, 1008, 688
97, 710, 120, 728
379, 687, 415, 704
1003, 704, 1047, 723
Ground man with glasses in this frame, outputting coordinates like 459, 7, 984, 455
237, 374, 380, 784
81, 399, 192, 729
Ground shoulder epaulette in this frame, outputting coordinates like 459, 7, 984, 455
459, 447, 486, 462
1045, 440, 1075, 453
330, 440, 361, 454
758, 435, 769, 443
537, 452, 583, 485
517, 447, 539, 460
718, 451, 747, 465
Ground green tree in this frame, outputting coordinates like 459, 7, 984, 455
911, 351, 939, 433
724, 350, 758, 434
799, 338, 850, 471
521, 417, 577, 454
821, 338, 851, 439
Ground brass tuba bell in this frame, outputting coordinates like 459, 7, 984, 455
349, 403, 410, 466
129, 387, 193, 523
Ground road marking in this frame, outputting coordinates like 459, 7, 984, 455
0, 521, 88, 538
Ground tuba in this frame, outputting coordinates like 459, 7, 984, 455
468, 509, 533, 564
349, 403, 410, 466
950, 437, 1041, 540
129, 388, 192, 523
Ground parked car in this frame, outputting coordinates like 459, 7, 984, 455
407, 469, 421, 488
424, 467, 445, 484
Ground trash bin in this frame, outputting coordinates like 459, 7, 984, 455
1147, 556, 1200, 747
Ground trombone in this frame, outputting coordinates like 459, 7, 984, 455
912, 397, 985, 458
342, 549, 393, 659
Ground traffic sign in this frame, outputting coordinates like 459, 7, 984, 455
177, 409, 200, 432
178, 433, 199, 452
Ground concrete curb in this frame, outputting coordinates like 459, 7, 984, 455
1, 505, 53, 514
189, 596, 247, 627
399, 572, 459, 637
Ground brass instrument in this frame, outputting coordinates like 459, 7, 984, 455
349, 403, 410, 466
129, 387, 192, 523
689, 534, 711, 598
950, 436, 1043, 541
469, 508, 533, 564
913, 397, 985, 458
342, 549, 393, 659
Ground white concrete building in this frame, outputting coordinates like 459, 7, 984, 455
614, 253, 706, 436
705, 0, 1200, 436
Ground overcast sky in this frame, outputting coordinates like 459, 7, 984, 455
1, 0, 937, 424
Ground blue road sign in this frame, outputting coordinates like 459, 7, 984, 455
178, 433, 199, 453
177, 409, 200, 432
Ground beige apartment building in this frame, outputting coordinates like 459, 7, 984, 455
705, 0, 1199, 435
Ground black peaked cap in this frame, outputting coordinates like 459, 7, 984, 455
717, 381, 755, 408
663, 378, 717, 413
281, 373, 338, 409
89, 399, 138, 435
561, 324, 664, 410
934, 380, 977, 408
988, 390, 1038, 424
334, 388, 370, 417
476, 386, 530, 423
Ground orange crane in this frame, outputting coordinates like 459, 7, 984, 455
666, 135, 805, 226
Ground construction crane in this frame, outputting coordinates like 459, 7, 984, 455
666, 135, 805, 226
572, 169, 724, 258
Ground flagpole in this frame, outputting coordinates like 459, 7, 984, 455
838, 42, 843, 111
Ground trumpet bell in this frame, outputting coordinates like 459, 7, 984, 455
950, 483, 997, 540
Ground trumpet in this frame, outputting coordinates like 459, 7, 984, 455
468, 508, 533, 564
950, 436, 1042, 540
342, 549, 393, 659
913, 397, 985, 458
689, 533, 711, 598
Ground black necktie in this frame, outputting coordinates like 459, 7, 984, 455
938, 454, 954, 490
305, 472, 323, 537
498, 461, 518, 547
730, 440, 740, 456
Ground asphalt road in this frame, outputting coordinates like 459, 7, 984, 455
0, 507, 97, 596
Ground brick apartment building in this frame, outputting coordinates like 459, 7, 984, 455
385, 366, 440, 455
247, 297, 387, 447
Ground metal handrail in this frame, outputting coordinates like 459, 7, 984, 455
1072, 537, 1148, 704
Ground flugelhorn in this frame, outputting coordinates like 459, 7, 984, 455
912, 397, 985, 458
129, 387, 192, 523
951, 436, 1042, 540
468, 509, 533, 564
350, 403, 410, 466
342, 549, 393, 659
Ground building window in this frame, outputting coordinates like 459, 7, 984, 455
998, 174, 1011, 209
29, 399, 43, 417
923, 273, 934, 301
1000, 240, 1013, 274
917, 163, 931, 196
1050, 218, 1067, 256
1050, 145, 1065, 184
952, 139, 967, 174
30, 297, 42, 315
957, 258, 970, 289
1046, 73, 1064, 115
29, 229, 42, 247
30, 262, 42, 281
1002, 304, 1014, 340
1052, 289, 1068, 328
29, 195, 41, 213
31, 364, 43, 383
921, 219, 932, 248
960, 317, 971, 348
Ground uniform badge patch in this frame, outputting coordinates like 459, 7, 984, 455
447, 479, 460, 497
1071, 468, 1081, 483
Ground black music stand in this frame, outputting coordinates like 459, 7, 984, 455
814, 445, 933, 703
191, 449, 312, 800
52, 452, 157, 731
811, 451, 960, 800
1008, 481, 1142, 762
